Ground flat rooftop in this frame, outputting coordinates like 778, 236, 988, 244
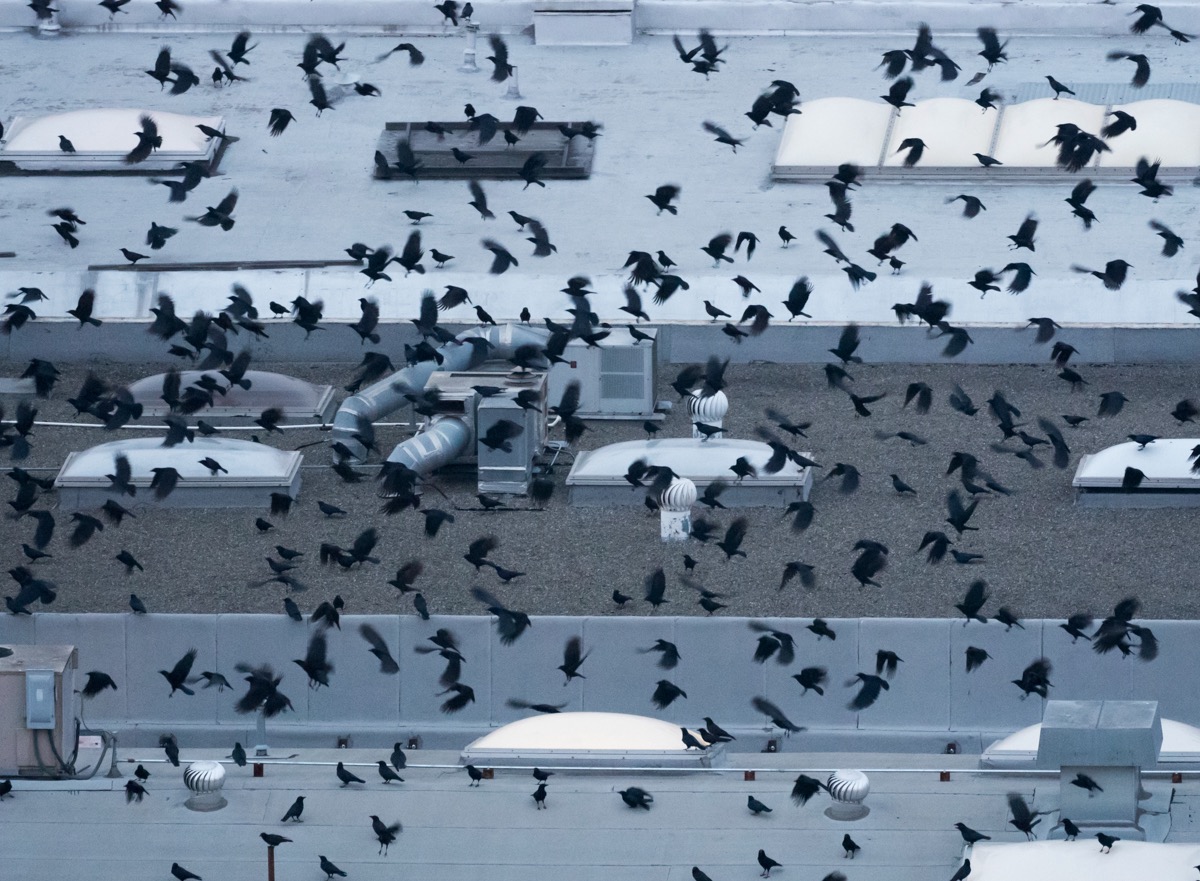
0, 747, 1197, 881
0, 27, 1199, 337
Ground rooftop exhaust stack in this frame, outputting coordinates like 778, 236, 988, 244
1036, 699, 1162, 840
658, 477, 696, 541
688, 389, 728, 439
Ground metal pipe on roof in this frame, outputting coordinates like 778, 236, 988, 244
121, 757, 1191, 777
329, 322, 551, 464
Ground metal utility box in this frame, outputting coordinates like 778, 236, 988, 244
476, 374, 548, 495
0, 645, 79, 777
1037, 700, 1161, 838
25, 670, 56, 729
547, 328, 657, 419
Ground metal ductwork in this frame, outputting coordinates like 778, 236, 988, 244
330, 323, 552, 466
387, 415, 473, 473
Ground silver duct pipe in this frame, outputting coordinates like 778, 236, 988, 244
387, 415, 473, 471
330, 323, 552, 466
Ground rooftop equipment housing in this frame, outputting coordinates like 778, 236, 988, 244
0, 645, 78, 777
475, 375, 548, 495
54, 437, 302, 509
0, 109, 226, 174
567, 438, 814, 506
546, 327, 658, 419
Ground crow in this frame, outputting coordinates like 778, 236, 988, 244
558, 635, 589, 684
486, 34, 513, 82
793, 666, 827, 695
847, 672, 889, 709
1107, 51, 1151, 87
370, 816, 402, 855
646, 184, 680, 215
651, 679, 687, 709
752, 696, 804, 734
335, 761, 364, 787
1008, 792, 1044, 839
294, 632, 333, 689
881, 77, 915, 111
1046, 76, 1075, 99
619, 787, 653, 809
703, 121, 745, 152
160, 649, 197, 697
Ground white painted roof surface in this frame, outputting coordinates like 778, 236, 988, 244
1073, 439, 1200, 488
2, 108, 222, 153
566, 438, 811, 486
54, 436, 302, 487
970, 841, 1200, 881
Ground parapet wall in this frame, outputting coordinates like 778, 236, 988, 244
0, 0, 1191, 35
2, 612, 1195, 752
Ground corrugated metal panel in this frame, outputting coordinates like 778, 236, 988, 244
1006, 82, 1200, 105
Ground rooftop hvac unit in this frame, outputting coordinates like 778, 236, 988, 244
476, 373, 548, 494
547, 327, 657, 419
0, 645, 79, 777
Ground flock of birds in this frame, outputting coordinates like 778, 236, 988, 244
1, 4, 1199, 877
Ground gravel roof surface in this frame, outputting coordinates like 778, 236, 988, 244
3, 27, 1200, 623
4, 356, 1200, 621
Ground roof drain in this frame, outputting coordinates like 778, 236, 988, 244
329, 323, 552, 466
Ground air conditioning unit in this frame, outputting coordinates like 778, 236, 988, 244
547, 327, 657, 419
0, 645, 79, 777
476, 374, 548, 494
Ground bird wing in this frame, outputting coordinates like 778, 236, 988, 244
849, 675, 884, 709
212, 189, 238, 216
654, 184, 680, 202
962, 579, 988, 615
170, 648, 198, 682
785, 277, 813, 311
888, 76, 914, 101
1007, 792, 1034, 823
816, 229, 847, 262
470, 584, 505, 610
305, 631, 329, 668
701, 120, 731, 140
644, 567, 666, 601
488, 34, 509, 65
401, 230, 423, 265
562, 635, 583, 668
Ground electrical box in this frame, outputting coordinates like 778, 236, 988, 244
25, 670, 56, 729
0, 645, 78, 777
